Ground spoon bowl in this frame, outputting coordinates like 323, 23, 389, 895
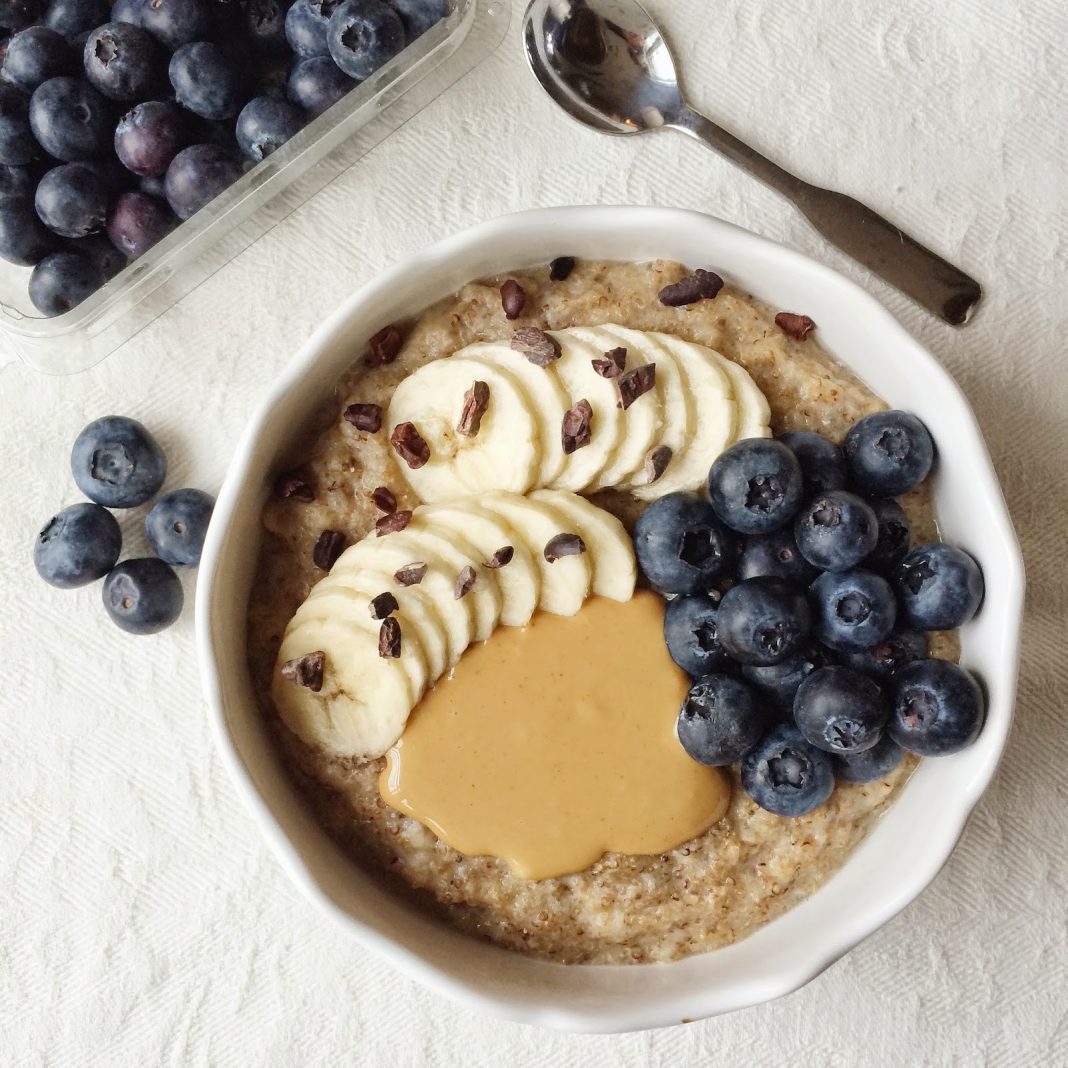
522, 0, 983, 325
523, 0, 683, 133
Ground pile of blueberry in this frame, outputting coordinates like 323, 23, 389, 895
33, 414, 214, 633
633, 410, 986, 817
0, 0, 445, 316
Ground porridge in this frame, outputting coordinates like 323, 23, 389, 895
246, 258, 962, 965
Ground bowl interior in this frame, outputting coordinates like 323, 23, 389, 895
197, 207, 1023, 1033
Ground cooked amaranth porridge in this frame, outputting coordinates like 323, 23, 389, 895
246, 258, 957, 965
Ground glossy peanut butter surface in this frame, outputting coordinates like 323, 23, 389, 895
379, 591, 730, 879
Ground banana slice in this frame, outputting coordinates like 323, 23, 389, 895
325, 539, 473, 668
460, 342, 571, 488
294, 568, 447, 681
586, 324, 693, 490
479, 490, 593, 616
715, 352, 772, 441
342, 525, 502, 642
530, 489, 636, 602
386, 358, 540, 503
631, 333, 737, 500
413, 502, 540, 627
273, 617, 414, 761
568, 325, 664, 491
543, 330, 624, 493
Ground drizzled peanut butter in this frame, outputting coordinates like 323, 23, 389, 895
379, 592, 730, 879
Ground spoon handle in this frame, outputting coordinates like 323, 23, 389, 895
673, 109, 982, 326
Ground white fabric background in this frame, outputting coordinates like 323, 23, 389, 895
2, 0, 1065, 1063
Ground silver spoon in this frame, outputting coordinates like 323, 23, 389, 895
522, 0, 982, 326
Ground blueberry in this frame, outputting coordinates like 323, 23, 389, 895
141, 0, 209, 49
741, 724, 835, 817
707, 438, 804, 535
80, 153, 135, 193
287, 54, 353, 115
29, 76, 111, 160
777, 429, 848, 496
34, 161, 106, 237
391, 0, 445, 38
676, 674, 771, 766
115, 99, 187, 176
83, 22, 160, 101
235, 94, 303, 162
34, 501, 121, 587
0, 160, 34, 202
102, 557, 183, 634
144, 487, 213, 566
889, 659, 984, 756
106, 189, 175, 258
832, 734, 904, 784
0, 198, 57, 263
2, 26, 74, 92
633, 491, 736, 595
0, 83, 38, 164
67, 232, 126, 278
839, 626, 926, 681
894, 542, 984, 630
0, 0, 44, 30
864, 497, 911, 574
244, 0, 288, 52
742, 643, 830, 711
168, 41, 242, 120
164, 142, 241, 219
737, 526, 818, 586
794, 489, 878, 572
717, 576, 810, 666
794, 665, 888, 755
70, 414, 166, 507
43, 0, 106, 40
285, 0, 339, 56
29, 248, 103, 314
138, 171, 165, 197
844, 410, 935, 496
111, 0, 144, 24
663, 591, 732, 677
327, 0, 405, 81
810, 568, 896, 651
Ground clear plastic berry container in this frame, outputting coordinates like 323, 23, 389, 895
0, 0, 509, 375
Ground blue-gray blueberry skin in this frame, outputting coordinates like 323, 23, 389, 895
794, 489, 879, 572
716, 576, 811, 667
82, 22, 160, 102
741, 723, 835, 817
235, 95, 304, 162
633, 491, 736, 595
391, 0, 446, 38
833, 735, 904, 784
894, 543, 984, 630
3, 26, 75, 93
707, 438, 804, 535
843, 410, 935, 497
737, 526, 818, 586
863, 496, 911, 574
327, 0, 405, 81
145, 487, 214, 566
70, 414, 166, 507
102, 557, 183, 634
29, 76, 111, 160
676, 674, 772, 766
839, 627, 927, 681
663, 591, 733, 678
889, 659, 985, 756
34, 501, 121, 587
163, 142, 242, 220
777, 429, 848, 496
742, 643, 830, 713
29, 249, 103, 314
793, 665, 889, 756
810, 567, 896, 652
34, 162, 107, 237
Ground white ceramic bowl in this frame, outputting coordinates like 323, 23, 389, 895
196, 206, 1024, 1033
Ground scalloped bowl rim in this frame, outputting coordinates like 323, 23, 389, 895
195, 206, 1023, 1033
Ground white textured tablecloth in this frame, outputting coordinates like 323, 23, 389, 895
2, 1, 1066, 1062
